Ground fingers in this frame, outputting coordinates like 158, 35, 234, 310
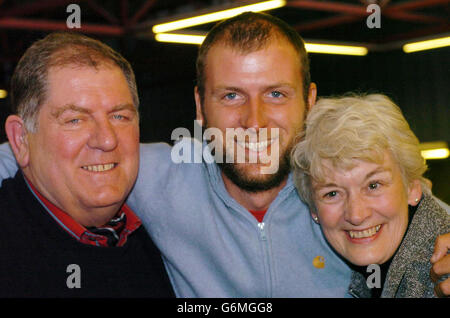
430, 256, 449, 297
431, 254, 450, 280
430, 266, 440, 283
430, 234, 450, 297
431, 233, 450, 264
434, 280, 450, 298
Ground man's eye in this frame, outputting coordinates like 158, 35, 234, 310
270, 91, 284, 98
224, 92, 237, 100
113, 114, 125, 120
67, 118, 80, 124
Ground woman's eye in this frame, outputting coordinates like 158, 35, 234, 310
368, 182, 380, 190
113, 114, 124, 120
325, 191, 337, 198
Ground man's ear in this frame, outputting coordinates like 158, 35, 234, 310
407, 179, 423, 206
5, 115, 30, 168
194, 86, 205, 126
307, 82, 317, 111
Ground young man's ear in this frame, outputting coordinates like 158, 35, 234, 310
194, 86, 205, 126
5, 115, 30, 168
307, 82, 317, 111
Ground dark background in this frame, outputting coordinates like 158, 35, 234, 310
0, 2, 448, 202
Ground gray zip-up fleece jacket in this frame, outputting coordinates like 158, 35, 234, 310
127, 139, 353, 297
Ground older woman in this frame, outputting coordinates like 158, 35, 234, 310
291, 94, 449, 298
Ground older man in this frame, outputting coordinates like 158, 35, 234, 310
0, 33, 174, 297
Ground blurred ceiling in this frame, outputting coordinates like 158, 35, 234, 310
0, 0, 449, 63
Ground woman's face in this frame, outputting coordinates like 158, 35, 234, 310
311, 151, 421, 266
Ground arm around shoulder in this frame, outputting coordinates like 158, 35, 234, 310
0, 142, 19, 181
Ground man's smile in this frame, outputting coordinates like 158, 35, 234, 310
81, 163, 117, 172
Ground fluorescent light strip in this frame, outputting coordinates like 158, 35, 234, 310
0, 89, 7, 99
152, 0, 286, 33
305, 43, 368, 56
403, 36, 450, 53
421, 148, 450, 160
155, 33, 205, 45
154, 33, 369, 56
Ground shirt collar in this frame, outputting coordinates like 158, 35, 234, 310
24, 176, 141, 247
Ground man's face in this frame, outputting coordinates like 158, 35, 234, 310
195, 40, 316, 192
24, 65, 139, 226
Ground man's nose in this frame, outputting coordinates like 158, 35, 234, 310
87, 119, 118, 151
344, 193, 372, 226
240, 98, 268, 129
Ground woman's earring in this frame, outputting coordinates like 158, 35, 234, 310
312, 216, 319, 224
415, 198, 419, 203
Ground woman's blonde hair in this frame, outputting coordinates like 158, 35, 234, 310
291, 93, 429, 212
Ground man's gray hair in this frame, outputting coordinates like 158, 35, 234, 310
10, 32, 139, 132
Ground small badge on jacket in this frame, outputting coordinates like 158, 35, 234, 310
313, 256, 325, 269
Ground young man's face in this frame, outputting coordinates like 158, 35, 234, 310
195, 39, 316, 192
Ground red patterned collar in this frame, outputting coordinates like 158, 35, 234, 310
25, 177, 141, 247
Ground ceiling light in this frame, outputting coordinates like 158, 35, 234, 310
152, 0, 286, 33
305, 43, 368, 56
154, 33, 369, 56
154, 33, 205, 45
0, 89, 7, 99
420, 141, 450, 160
403, 36, 450, 53
421, 148, 450, 160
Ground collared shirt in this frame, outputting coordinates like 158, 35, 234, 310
24, 177, 141, 247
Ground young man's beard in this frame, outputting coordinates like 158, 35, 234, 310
200, 110, 297, 193
217, 149, 291, 193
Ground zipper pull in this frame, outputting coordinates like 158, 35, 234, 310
258, 222, 266, 241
